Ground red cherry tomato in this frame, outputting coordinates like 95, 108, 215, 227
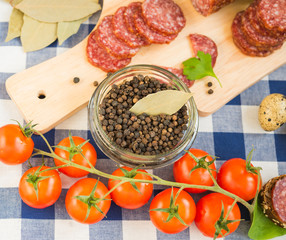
217, 158, 262, 201
65, 178, 111, 224
54, 136, 97, 178
173, 148, 216, 193
195, 193, 241, 238
108, 166, 153, 209
19, 166, 62, 209
0, 124, 34, 165
149, 188, 196, 234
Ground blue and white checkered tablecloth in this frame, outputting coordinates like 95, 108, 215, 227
0, 1, 285, 240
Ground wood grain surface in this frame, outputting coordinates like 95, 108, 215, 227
5, 0, 286, 133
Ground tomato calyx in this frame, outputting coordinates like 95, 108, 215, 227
119, 166, 142, 194
150, 187, 189, 227
25, 165, 52, 200
54, 132, 90, 162
185, 150, 216, 175
214, 200, 242, 239
14, 120, 36, 138
245, 148, 262, 175
73, 179, 111, 221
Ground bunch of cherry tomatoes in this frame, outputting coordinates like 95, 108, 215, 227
0, 123, 261, 238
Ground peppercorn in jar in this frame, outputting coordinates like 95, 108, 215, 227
99, 75, 189, 155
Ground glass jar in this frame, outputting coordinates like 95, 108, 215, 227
88, 65, 199, 169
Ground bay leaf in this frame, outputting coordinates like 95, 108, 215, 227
10, 0, 23, 7
15, 0, 101, 23
57, 15, 90, 45
20, 15, 57, 52
129, 90, 193, 116
5, 8, 23, 42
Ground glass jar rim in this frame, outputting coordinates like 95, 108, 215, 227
88, 64, 199, 169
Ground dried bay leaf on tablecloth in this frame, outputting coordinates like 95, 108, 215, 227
57, 15, 90, 45
5, 8, 23, 42
129, 90, 193, 116
21, 15, 57, 52
15, 0, 101, 23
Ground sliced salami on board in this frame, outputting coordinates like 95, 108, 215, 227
256, 0, 286, 33
96, 15, 139, 59
232, 12, 273, 57
231, 0, 285, 57
134, 7, 178, 44
86, 0, 184, 72
113, 6, 148, 48
86, 30, 131, 72
188, 33, 218, 67
142, 0, 186, 35
191, 0, 235, 17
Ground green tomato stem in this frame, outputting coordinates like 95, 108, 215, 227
34, 129, 54, 154
101, 180, 127, 200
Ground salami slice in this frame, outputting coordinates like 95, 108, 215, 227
124, 2, 144, 34
86, 30, 131, 72
189, 34, 218, 67
113, 6, 148, 48
97, 15, 139, 59
241, 6, 285, 48
161, 66, 194, 88
257, 0, 286, 33
260, 175, 286, 228
134, 7, 177, 44
231, 12, 273, 57
141, 0, 186, 35
191, 0, 235, 17
272, 176, 286, 223
247, 3, 286, 38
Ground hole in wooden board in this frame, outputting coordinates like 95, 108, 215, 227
38, 91, 46, 99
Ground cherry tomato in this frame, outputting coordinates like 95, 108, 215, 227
65, 178, 111, 224
173, 148, 216, 193
19, 166, 62, 209
54, 136, 97, 178
0, 124, 34, 165
217, 158, 262, 201
149, 188, 196, 234
108, 166, 153, 209
195, 193, 241, 238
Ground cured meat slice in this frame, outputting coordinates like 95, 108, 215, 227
260, 175, 286, 228
257, 0, 286, 33
113, 6, 148, 48
161, 66, 194, 88
247, 3, 285, 38
188, 33, 218, 67
86, 30, 131, 72
97, 15, 139, 59
142, 0, 186, 35
191, 0, 235, 17
272, 176, 286, 223
231, 12, 273, 57
241, 8, 284, 48
134, 7, 177, 44
124, 2, 144, 34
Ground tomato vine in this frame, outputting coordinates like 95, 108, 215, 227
32, 129, 256, 214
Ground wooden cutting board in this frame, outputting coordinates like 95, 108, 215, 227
6, 0, 286, 133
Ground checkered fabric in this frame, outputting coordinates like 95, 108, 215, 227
0, 1, 285, 240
